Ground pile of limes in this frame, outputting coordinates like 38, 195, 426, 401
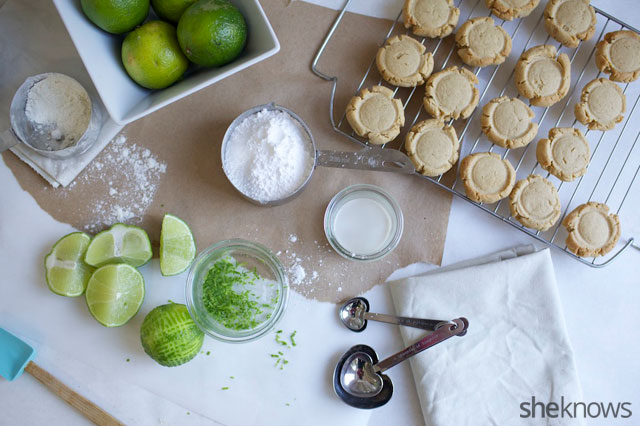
44, 214, 202, 366
80, 0, 247, 89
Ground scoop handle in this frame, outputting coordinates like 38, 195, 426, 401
373, 318, 468, 373
0, 129, 19, 152
24, 361, 123, 426
316, 147, 415, 174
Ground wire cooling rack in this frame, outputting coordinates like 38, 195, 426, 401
312, 0, 640, 267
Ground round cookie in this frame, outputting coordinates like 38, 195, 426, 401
574, 78, 626, 131
595, 30, 640, 83
536, 127, 590, 182
515, 45, 571, 107
376, 35, 434, 87
346, 85, 405, 145
423, 66, 480, 120
509, 174, 561, 231
481, 96, 538, 149
544, 0, 596, 48
403, 0, 460, 39
562, 202, 621, 257
455, 17, 512, 67
460, 152, 516, 203
485, 0, 540, 21
405, 119, 459, 177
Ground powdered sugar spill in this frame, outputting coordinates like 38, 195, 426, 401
62, 133, 166, 232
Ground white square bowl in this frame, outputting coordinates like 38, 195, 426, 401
52, 0, 280, 125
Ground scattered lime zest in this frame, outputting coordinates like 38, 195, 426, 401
290, 330, 297, 347
221, 387, 229, 391
126, 358, 130, 362
230, 376, 234, 379
285, 403, 290, 406
206, 351, 210, 356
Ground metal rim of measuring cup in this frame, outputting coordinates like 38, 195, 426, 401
220, 102, 317, 206
9, 72, 101, 158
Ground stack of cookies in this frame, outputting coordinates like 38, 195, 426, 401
343, 0, 637, 258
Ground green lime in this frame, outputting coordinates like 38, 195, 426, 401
122, 20, 189, 89
44, 232, 95, 297
140, 303, 204, 367
86, 264, 145, 327
151, 0, 195, 22
84, 223, 152, 268
160, 214, 196, 276
81, 0, 149, 34
177, 0, 247, 67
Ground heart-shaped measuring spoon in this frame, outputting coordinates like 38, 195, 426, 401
339, 297, 454, 333
334, 317, 469, 409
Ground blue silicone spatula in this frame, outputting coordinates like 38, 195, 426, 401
0, 328, 123, 425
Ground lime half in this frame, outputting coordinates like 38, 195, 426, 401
85, 224, 152, 268
45, 232, 95, 297
86, 264, 145, 327
160, 214, 196, 276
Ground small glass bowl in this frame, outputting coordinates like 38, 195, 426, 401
9, 73, 103, 159
185, 239, 289, 343
324, 184, 404, 262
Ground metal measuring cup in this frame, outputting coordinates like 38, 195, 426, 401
221, 103, 415, 206
0, 73, 103, 159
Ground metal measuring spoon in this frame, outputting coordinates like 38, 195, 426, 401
339, 297, 452, 333
220, 103, 415, 206
333, 318, 468, 409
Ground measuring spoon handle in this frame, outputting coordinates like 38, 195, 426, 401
373, 318, 468, 373
364, 312, 448, 331
316, 147, 415, 174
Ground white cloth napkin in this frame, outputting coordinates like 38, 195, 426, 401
389, 247, 584, 426
0, 0, 123, 187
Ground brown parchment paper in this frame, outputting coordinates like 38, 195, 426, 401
3, 0, 453, 303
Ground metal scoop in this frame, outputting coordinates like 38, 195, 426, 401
220, 103, 415, 206
339, 296, 452, 333
333, 318, 469, 409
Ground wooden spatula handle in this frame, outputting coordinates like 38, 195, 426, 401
24, 361, 123, 426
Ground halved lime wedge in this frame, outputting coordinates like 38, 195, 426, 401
85, 264, 145, 327
160, 214, 196, 276
84, 223, 152, 268
45, 232, 95, 297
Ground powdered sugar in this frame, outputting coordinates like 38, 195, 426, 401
224, 109, 314, 203
63, 133, 166, 232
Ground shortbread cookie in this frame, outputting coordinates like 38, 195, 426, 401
403, 0, 460, 39
405, 119, 459, 177
455, 17, 512, 67
346, 86, 405, 145
423, 66, 479, 120
485, 0, 540, 21
376, 35, 434, 87
509, 175, 561, 231
515, 45, 571, 107
481, 96, 538, 148
595, 30, 640, 82
563, 202, 621, 257
460, 152, 516, 203
536, 127, 590, 182
544, 0, 596, 48
574, 78, 626, 131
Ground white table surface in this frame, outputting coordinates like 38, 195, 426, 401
1, 1, 640, 425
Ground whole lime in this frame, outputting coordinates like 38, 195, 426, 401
177, 0, 247, 67
81, 0, 149, 34
140, 303, 204, 367
151, 0, 196, 22
121, 20, 189, 89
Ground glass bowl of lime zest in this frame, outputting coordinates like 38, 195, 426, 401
186, 239, 289, 343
